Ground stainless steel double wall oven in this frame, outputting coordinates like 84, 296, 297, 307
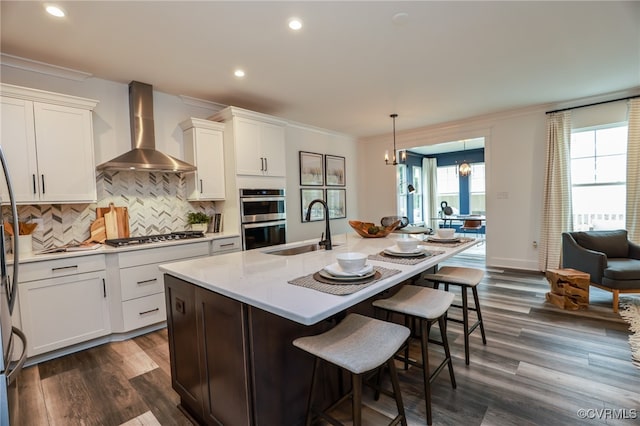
240, 189, 286, 250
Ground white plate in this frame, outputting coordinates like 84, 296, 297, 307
383, 245, 427, 257
427, 236, 460, 243
318, 268, 376, 281
322, 262, 374, 277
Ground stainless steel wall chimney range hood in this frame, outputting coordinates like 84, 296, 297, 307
96, 81, 196, 173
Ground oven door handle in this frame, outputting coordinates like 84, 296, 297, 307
240, 197, 285, 202
242, 220, 287, 230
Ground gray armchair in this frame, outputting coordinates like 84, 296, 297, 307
562, 229, 640, 312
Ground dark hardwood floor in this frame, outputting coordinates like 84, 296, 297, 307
12, 248, 640, 425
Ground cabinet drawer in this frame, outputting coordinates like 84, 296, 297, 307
211, 237, 241, 255
118, 242, 209, 268
19, 255, 106, 283
120, 264, 164, 301
122, 293, 167, 331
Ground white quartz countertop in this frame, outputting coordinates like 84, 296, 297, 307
6, 232, 240, 265
159, 233, 479, 326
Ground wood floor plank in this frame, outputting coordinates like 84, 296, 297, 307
12, 365, 49, 426
127, 367, 191, 426
119, 410, 161, 426
41, 363, 149, 426
105, 339, 159, 379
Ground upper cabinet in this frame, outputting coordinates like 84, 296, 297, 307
210, 107, 286, 177
180, 118, 226, 200
0, 84, 99, 204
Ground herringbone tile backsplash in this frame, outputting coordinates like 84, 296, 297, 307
2, 171, 217, 251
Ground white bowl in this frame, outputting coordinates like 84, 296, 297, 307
395, 237, 419, 252
336, 252, 367, 273
437, 228, 455, 239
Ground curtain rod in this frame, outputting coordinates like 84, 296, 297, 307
545, 94, 640, 115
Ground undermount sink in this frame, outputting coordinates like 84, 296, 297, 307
265, 243, 338, 256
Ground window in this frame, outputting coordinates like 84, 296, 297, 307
412, 167, 423, 223
396, 165, 407, 217
469, 163, 486, 215
571, 124, 627, 231
437, 166, 459, 214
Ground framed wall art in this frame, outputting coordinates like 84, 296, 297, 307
299, 151, 324, 186
326, 188, 346, 219
301, 188, 325, 222
325, 154, 346, 186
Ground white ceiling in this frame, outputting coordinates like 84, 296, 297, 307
1, 1, 639, 139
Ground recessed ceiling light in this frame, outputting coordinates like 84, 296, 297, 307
234, 69, 245, 78
288, 18, 303, 31
45, 4, 66, 18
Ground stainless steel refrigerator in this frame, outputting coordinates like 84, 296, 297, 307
0, 146, 27, 425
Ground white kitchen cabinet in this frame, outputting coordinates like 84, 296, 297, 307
18, 255, 110, 357
0, 84, 99, 204
180, 118, 226, 200
211, 107, 287, 177
210, 236, 241, 255
110, 241, 209, 333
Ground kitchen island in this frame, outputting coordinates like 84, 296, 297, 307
160, 233, 478, 425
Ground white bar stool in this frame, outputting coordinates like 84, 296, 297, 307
422, 266, 487, 365
372, 285, 456, 426
293, 313, 410, 426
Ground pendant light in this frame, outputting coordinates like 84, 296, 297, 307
458, 140, 471, 176
384, 114, 399, 165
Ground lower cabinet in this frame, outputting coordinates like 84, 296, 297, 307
210, 236, 241, 255
165, 274, 252, 426
111, 241, 210, 333
164, 274, 337, 426
18, 255, 110, 357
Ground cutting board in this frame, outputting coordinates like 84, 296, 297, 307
104, 210, 119, 240
96, 203, 130, 238
88, 217, 106, 243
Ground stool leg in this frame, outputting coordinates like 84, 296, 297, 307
404, 314, 411, 370
462, 286, 470, 365
439, 315, 456, 389
305, 358, 321, 426
352, 373, 362, 426
387, 357, 408, 426
419, 319, 433, 426
472, 286, 487, 345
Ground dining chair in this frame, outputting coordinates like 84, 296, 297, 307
460, 219, 483, 238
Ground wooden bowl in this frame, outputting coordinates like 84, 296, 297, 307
348, 220, 400, 238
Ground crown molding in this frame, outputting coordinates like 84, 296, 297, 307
179, 94, 227, 111
0, 53, 92, 81
0, 83, 98, 110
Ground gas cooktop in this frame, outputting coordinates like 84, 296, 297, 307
104, 231, 205, 247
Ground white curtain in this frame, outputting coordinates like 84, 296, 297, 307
422, 157, 438, 229
538, 111, 573, 271
627, 98, 640, 243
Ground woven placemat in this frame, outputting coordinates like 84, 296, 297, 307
368, 250, 445, 265
288, 266, 401, 295
420, 237, 475, 247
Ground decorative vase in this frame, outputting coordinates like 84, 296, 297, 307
190, 223, 208, 232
